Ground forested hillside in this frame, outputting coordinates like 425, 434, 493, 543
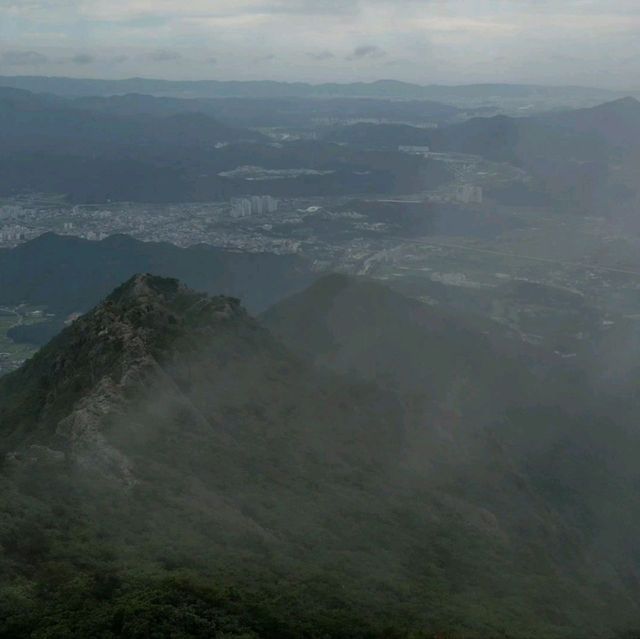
1, 275, 639, 637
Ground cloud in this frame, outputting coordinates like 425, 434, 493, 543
148, 49, 182, 62
1, 50, 48, 66
2, 0, 640, 86
120, 14, 170, 29
257, 0, 360, 15
70, 53, 96, 65
308, 50, 335, 61
347, 45, 386, 60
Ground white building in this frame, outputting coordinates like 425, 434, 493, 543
231, 196, 279, 218
399, 145, 430, 156
0, 225, 30, 243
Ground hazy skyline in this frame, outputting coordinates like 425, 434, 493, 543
2, 0, 640, 87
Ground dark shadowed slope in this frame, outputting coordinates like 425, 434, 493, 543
542, 96, 640, 149
0, 86, 264, 154
262, 273, 537, 413
263, 274, 640, 626
0, 232, 314, 321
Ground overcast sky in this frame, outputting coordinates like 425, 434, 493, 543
1, 0, 639, 87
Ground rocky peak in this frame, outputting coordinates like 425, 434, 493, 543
106, 273, 240, 315
598, 96, 640, 111
94, 274, 247, 345
107, 273, 186, 305
0, 275, 250, 453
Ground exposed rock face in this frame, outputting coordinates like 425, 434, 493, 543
56, 376, 135, 485
0, 274, 249, 481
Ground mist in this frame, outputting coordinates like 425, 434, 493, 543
2, 0, 640, 637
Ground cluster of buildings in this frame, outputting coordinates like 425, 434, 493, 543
0, 225, 33, 244
0, 196, 302, 252
231, 196, 279, 218
399, 145, 431, 156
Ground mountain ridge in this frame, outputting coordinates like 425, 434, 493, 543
0, 75, 625, 102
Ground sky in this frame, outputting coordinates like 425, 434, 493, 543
1, 0, 639, 87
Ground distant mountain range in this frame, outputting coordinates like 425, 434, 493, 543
0, 86, 449, 202
0, 75, 626, 104
1, 272, 640, 636
1, 81, 638, 210
329, 96, 640, 212
328, 96, 640, 156
436, 96, 640, 155
0, 86, 264, 159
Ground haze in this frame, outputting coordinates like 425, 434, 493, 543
2, 0, 640, 87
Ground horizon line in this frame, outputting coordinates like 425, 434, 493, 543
0, 73, 633, 93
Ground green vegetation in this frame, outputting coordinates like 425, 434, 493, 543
1, 275, 640, 638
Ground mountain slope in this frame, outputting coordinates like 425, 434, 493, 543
263, 274, 640, 627
543, 96, 640, 149
262, 274, 537, 416
1, 275, 639, 637
429, 97, 640, 164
